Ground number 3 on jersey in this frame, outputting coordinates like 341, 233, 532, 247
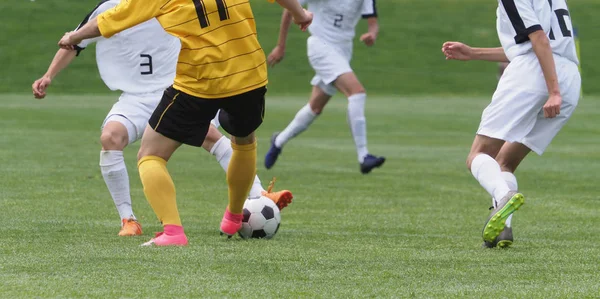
192, 0, 230, 28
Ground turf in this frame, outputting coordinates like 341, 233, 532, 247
2, 0, 599, 95
1, 94, 599, 298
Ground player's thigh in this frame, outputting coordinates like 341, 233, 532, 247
218, 87, 266, 139
519, 61, 580, 155
307, 37, 353, 91
333, 72, 365, 97
138, 125, 182, 161
148, 86, 219, 147
478, 82, 546, 146
495, 142, 531, 173
308, 86, 333, 114
104, 92, 161, 144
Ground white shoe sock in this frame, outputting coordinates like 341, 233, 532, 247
210, 136, 264, 198
100, 150, 135, 222
274, 104, 317, 148
347, 93, 369, 163
470, 154, 511, 206
500, 171, 518, 227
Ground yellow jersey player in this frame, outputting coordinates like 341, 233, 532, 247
58, 0, 313, 246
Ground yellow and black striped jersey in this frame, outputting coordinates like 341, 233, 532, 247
97, 0, 272, 98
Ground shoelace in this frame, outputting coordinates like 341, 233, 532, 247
266, 177, 277, 193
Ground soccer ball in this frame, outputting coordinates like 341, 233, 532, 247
238, 196, 281, 239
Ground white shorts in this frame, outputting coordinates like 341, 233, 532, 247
477, 54, 581, 155
307, 36, 353, 96
102, 90, 221, 145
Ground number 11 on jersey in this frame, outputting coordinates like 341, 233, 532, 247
192, 0, 230, 28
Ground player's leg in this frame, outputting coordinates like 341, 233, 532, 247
218, 87, 267, 236
333, 72, 385, 174
265, 86, 331, 169
203, 119, 293, 209
138, 87, 218, 246
100, 96, 148, 236
481, 141, 530, 248
467, 135, 525, 243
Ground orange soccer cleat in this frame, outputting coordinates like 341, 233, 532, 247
118, 218, 143, 237
261, 178, 293, 211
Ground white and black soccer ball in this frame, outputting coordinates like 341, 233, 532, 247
238, 196, 281, 239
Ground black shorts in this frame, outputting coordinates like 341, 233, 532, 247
148, 86, 266, 147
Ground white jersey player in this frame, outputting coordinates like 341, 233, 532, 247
32, 0, 292, 237
442, 0, 580, 248
264, 0, 385, 174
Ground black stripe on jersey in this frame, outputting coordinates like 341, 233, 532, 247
216, 0, 230, 21
177, 47, 263, 66
547, 0, 556, 39
74, 0, 109, 56
181, 17, 254, 39
193, 0, 210, 28
180, 32, 257, 51
362, 0, 378, 18
500, 0, 542, 44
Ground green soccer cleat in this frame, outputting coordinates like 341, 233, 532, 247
482, 191, 524, 243
482, 226, 513, 249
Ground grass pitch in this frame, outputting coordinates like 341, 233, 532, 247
1, 94, 599, 298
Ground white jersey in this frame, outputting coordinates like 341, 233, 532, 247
496, 0, 578, 64
75, 0, 180, 94
298, 0, 377, 47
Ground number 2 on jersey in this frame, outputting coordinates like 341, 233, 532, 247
333, 14, 343, 28
192, 0, 230, 28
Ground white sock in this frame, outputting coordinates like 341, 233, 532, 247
470, 154, 511, 205
274, 104, 317, 148
99, 150, 135, 222
347, 93, 369, 163
210, 136, 264, 198
501, 171, 518, 227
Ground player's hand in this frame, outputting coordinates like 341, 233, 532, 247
32, 76, 52, 99
292, 9, 313, 32
442, 41, 473, 61
543, 93, 562, 118
360, 32, 377, 47
58, 31, 80, 50
267, 45, 286, 67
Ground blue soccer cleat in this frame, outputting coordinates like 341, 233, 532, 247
360, 154, 386, 174
265, 132, 282, 169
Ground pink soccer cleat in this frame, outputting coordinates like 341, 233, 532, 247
220, 209, 243, 237
141, 227, 188, 247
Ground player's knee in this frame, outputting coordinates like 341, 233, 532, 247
308, 102, 325, 114
100, 130, 128, 150
465, 154, 477, 171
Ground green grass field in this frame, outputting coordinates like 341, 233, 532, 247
1, 94, 599, 297
1, 0, 599, 95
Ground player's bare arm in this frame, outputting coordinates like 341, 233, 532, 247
58, 18, 101, 50
32, 48, 77, 99
360, 17, 379, 47
268, 9, 294, 67
274, 0, 313, 31
529, 30, 561, 118
442, 42, 509, 62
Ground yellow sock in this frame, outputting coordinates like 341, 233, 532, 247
138, 156, 182, 226
227, 141, 257, 214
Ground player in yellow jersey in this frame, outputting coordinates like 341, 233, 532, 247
58, 0, 313, 246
